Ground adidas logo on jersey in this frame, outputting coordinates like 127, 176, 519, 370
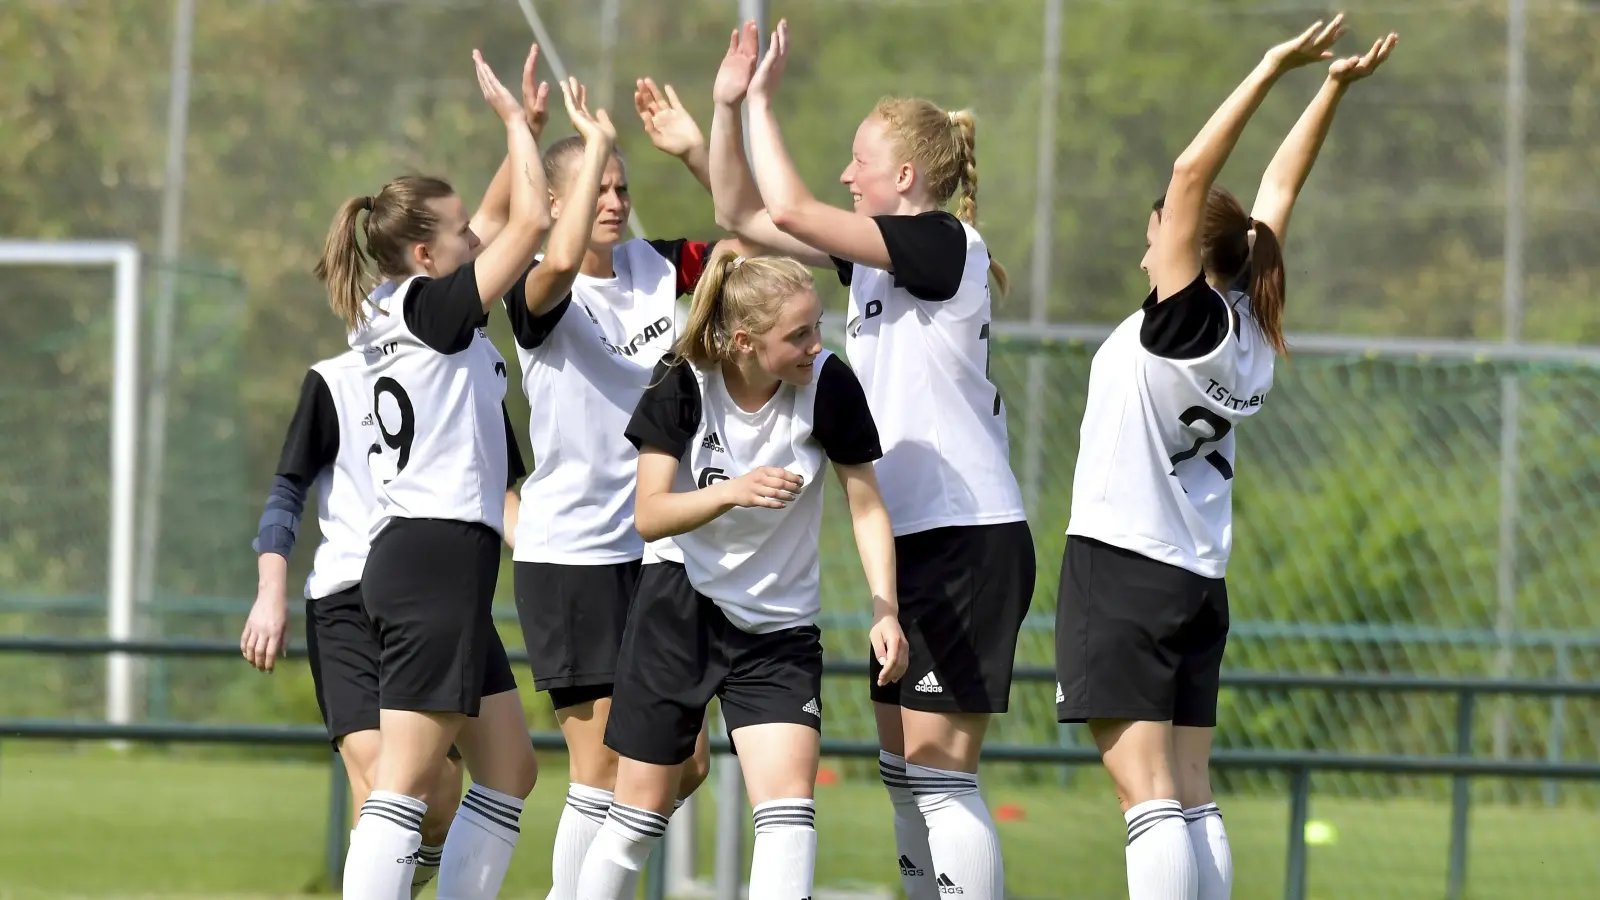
493, 361, 506, 377
898, 855, 925, 877
914, 672, 943, 694
802, 697, 821, 717
937, 873, 963, 894
701, 431, 724, 452
361, 413, 374, 426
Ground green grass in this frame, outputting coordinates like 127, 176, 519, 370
0, 744, 1592, 899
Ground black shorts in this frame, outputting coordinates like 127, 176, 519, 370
1054, 536, 1229, 727
604, 562, 824, 766
869, 521, 1036, 714
362, 518, 519, 716
305, 584, 381, 742
513, 559, 639, 705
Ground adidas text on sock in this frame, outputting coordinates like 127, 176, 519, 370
1125, 799, 1198, 900
343, 791, 426, 900
879, 751, 938, 900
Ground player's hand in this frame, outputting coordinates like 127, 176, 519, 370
561, 77, 617, 150
713, 20, 761, 106
1329, 32, 1398, 85
747, 18, 790, 102
720, 466, 804, 509
870, 611, 909, 686
635, 78, 704, 158
520, 44, 551, 142
474, 49, 526, 124
240, 590, 289, 673
1262, 14, 1347, 75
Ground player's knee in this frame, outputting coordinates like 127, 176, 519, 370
1174, 758, 1213, 809
569, 743, 620, 791
503, 744, 540, 799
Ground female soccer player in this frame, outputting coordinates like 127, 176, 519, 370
238, 345, 524, 897
1054, 18, 1396, 900
314, 46, 553, 900
708, 20, 1031, 900
575, 248, 909, 900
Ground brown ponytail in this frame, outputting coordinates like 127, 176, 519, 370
673, 245, 814, 368
1247, 220, 1286, 355
875, 99, 1008, 297
313, 175, 458, 331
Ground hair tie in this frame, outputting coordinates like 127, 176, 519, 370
728, 255, 746, 271
360, 196, 374, 212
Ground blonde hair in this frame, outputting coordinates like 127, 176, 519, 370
872, 97, 1009, 296
313, 175, 456, 331
673, 245, 814, 368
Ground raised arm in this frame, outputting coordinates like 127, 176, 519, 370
1149, 16, 1347, 301
471, 49, 550, 247
518, 78, 618, 316
708, 22, 834, 267
743, 21, 894, 271
468, 46, 553, 311
1252, 32, 1397, 247
636, 77, 712, 193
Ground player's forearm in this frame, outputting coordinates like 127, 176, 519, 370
841, 464, 898, 616
1253, 78, 1346, 241
679, 142, 713, 194
743, 97, 816, 230
1170, 59, 1281, 205
709, 100, 767, 235
634, 485, 735, 543
256, 552, 289, 603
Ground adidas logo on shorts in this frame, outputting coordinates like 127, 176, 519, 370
802, 697, 821, 717
914, 672, 943, 694
1056, 682, 1065, 703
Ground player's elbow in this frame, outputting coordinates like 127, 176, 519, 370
766, 202, 801, 233
633, 498, 670, 544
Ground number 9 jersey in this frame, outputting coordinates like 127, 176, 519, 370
1066, 273, 1275, 579
350, 265, 512, 540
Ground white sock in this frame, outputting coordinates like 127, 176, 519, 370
574, 802, 669, 900
879, 751, 937, 900
749, 798, 817, 900
410, 842, 443, 898
546, 784, 613, 900
342, 791, 426, 900
1185, 803, 1231, 900
905, 762, 1003, 900
434, 783, 524, 900
1126, 799, 1198, 900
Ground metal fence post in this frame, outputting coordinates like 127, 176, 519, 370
326, 751, 350, 890
1544, 641, 1571, 807
1445, 690, 1476, 900
1284, 766, 1310, 900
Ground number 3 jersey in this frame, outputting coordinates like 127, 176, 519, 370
348, 262, 513, 540
624, 350, 883, 633
1067, 273, 1275, 578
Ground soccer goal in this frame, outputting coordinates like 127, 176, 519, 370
0, 239, 142, 728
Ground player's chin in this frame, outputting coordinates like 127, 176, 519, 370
783, 359, 816, 385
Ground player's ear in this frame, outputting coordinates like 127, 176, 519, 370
895, 161, 916, 194
730, 327, 754, 356
412, 241, 433, 273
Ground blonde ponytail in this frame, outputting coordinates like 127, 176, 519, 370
672, 245, 814, 368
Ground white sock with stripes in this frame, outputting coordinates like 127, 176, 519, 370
410, 842, 444, 898
547, 784, 613, 900
1184, 803, 1232, 900
1125, 798, 1198, 900
906, 762, 1004, 900
434, 783, 524, 900
749, 799, 817, 900
575, 802, 669, 900
342, 791, 425, 900
879, 751, 938, 900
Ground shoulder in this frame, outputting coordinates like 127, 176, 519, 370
1138, 273, 1234, 361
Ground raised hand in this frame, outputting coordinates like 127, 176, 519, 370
720, 466, 805, 510
474, 49, 525, 124
1330, 31, 1398, 84
747, 18, 790, 102
635, 77, 704, 158
520, 44, 551, 141
713, 19, 761, 106
1263, 14, 1348, 75
560, 76, 617, 149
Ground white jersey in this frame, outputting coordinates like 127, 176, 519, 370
840, 212, 1025, 536
503, 282, 652, 563
626, 351, 882, 633
302, 352, 381, 599
1067, 275, 1275, 578
349, 266, 511, 539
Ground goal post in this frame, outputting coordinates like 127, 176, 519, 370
0, 239, 142, 729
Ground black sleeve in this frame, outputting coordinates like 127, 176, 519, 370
502, 403, 527, 487
402, 261, 488, 354
645, 238, 715, 295
812, 355, 883, 465
1139, 272, 1232, 360
830, 255, 854, 287
624, 358, 702, 458
275, 369, 341, 482
872, 210, 967, 301
500, 261, 573, 350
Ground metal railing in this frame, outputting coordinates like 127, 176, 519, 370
3, 635, 1599, 900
